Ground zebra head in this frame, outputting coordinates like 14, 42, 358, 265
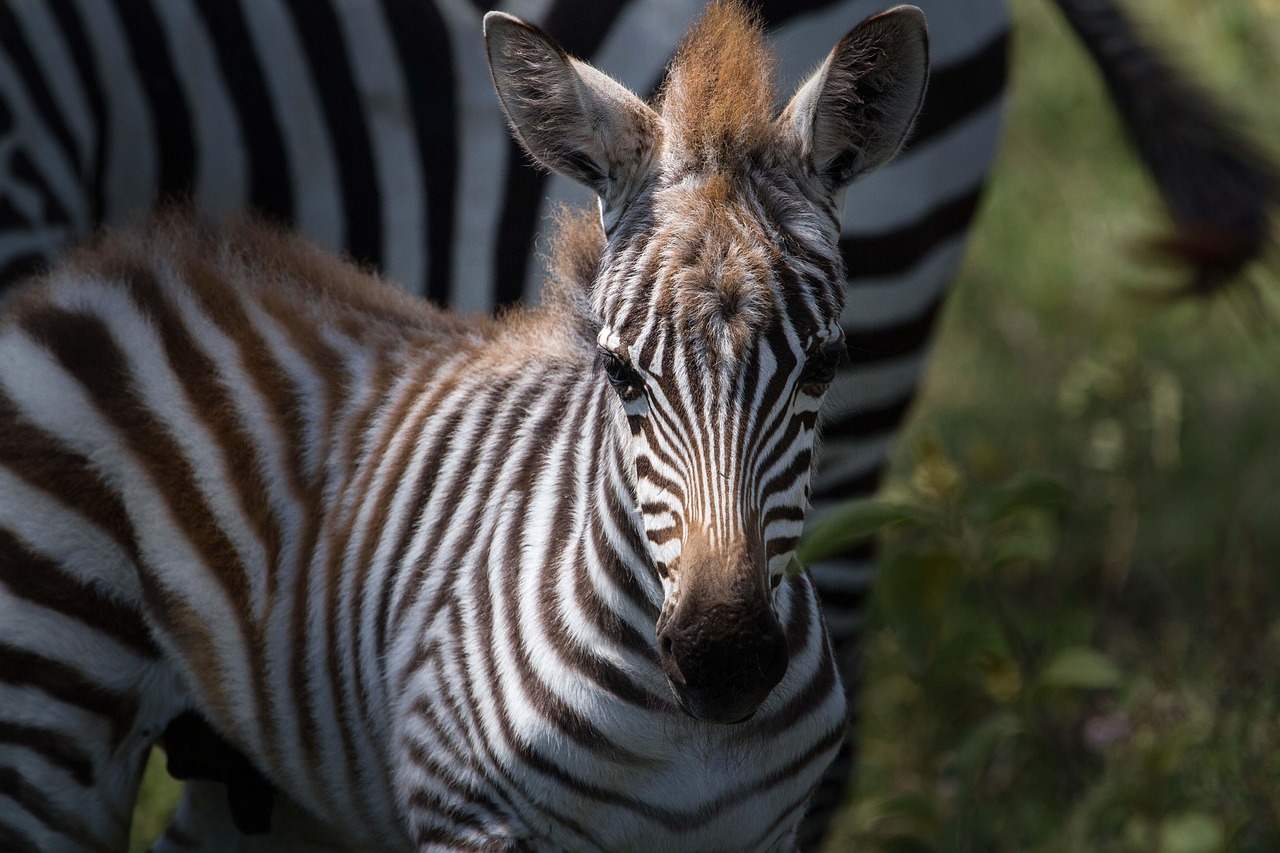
487, 2, 928, 724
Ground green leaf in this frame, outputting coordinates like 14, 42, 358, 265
879, 835, 938, 853
1159, 813, 1225, 853
797, 498, 927, 565
949, 711, 1023, 785
878, 549, 963, 677
1039, 646, 1124, 690
878, 791, 942, 830
977, 474, 1073, 524
990, 522, 1058, 566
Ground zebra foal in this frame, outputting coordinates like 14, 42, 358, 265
0, 3, 927, 849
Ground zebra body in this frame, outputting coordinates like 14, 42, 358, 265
0, 3, 938, 847
0, 217, 841, 850
8, 0, 1268, 848
1, 6, 1009, 841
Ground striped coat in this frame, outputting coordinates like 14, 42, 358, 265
3, 0, 1273, 848
0, 3, 1008, 843
0, 3, 941, 848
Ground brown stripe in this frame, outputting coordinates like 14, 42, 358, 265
0, 382, 213, 690
0, 390, 148, 583
0, 644, 138, 746
129, 260, 284, 601
171, 248, 332, 784
20, 305, 247, 723
327, 360, 473, 821
403, 726, 505, 829
499, 386, 669, 785
299, 355, 405, 801
380, 364, 483, 656
0, 527, 156, 658
469, 515, 601, 840
231, 278, 356, 813
0, 721, 94, 787
0, 766, 115, 852
549, 399, 666, 714
408, 620, 530, 827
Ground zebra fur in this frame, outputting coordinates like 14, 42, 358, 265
4, 0, 1271, 848
0, 4, 938, 848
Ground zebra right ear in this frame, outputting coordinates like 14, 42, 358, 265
779, 5, 930, 194
485, 12, 660, 221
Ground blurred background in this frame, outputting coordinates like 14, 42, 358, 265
817, 0, 1280, 850
125, 0, 1280, 850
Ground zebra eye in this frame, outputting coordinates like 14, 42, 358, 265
799, 340, 847, 389
597, 348, 645, 402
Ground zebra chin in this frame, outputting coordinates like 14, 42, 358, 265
665, 668, 788, 726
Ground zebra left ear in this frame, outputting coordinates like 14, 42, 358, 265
779, 5, 930, 194
485, 12, 660, 221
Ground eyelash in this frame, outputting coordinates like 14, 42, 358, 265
597, 348, 646, 402
799, 340, 848, 388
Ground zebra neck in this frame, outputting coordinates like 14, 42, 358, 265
376, 369, 671, 715
501, 380, 675, 713
537, 379, 667, 666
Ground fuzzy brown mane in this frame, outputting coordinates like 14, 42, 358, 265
658, 1, 779, 167
543, 206, 604, 299
519, 205, 604, 345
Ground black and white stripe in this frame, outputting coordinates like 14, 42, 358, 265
0, 0, 1009, 609
0, 4, 950, 848
0, 1, 1012, 846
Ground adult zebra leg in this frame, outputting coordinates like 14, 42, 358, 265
1049, 0, 1279, 293
0, 579, 177, 852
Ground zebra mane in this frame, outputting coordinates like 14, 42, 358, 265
657, 0, 778, 169
535, 205, 605, 345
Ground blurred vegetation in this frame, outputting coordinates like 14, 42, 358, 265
819, 0, 1280, 850
129, 0, 1280, 848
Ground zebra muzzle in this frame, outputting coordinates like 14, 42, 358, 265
657, 597, 789, 725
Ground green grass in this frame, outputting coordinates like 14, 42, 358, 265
129, 749, 182, 853
823, 0, 1280, 850
128, 0, 1280, 847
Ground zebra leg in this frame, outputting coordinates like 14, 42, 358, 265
150, 711, 338, 852
0, 520, 194, 852
151, 779, 341, 853
151, 716, 384, 853
152, 780, 257, 853
0, 693, 152, 852
0, 625, 177, 851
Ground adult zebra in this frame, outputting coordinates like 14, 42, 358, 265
0, 0, 1273, 848
0, 3, 931, 848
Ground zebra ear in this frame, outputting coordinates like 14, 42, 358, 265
779, 5, 930, 193
485, 12, 659, 218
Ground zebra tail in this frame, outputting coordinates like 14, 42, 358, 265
1050, 0, 1279, 298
